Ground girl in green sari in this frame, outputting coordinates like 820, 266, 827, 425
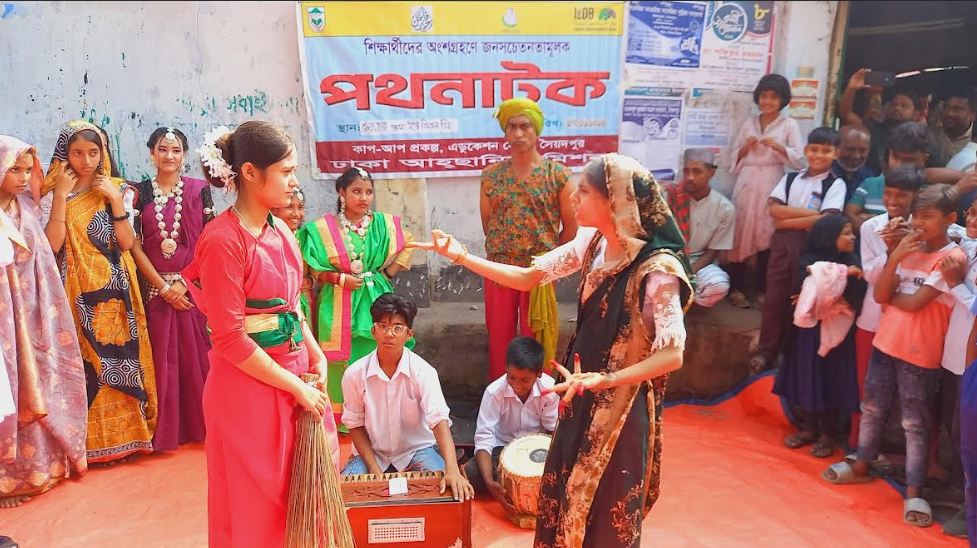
297, 168, 413, 429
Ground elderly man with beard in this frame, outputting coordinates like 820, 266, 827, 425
831, 125, 877, 203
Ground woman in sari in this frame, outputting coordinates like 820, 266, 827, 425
296, 167, 413, 429
130, 127, 214, 451
183, 122, 345, 546
41, 120, 157, 464
0, 135, 88, 506
416, 154, 693, 547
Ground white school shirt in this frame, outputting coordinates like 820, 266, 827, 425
947, 141, 977, 173
687, 190, 736, 262
473, 374, 559, 455
769, 170, 846, 212
341, 347, 452, 472
856, 213, 891, 332
942, 237, 977, 375
857, 215, 968, 332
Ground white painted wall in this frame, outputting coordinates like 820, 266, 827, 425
772, 0, 838, 136
0, 0, 325, 211
0, 0, 839, 290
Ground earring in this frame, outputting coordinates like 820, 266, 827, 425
340, 196, 346, 214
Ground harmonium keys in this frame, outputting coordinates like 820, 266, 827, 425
341, 470, 472, 547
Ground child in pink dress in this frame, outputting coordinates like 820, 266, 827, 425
726, 74, 805, 308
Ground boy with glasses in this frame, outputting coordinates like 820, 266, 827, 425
340, 293, 473, 501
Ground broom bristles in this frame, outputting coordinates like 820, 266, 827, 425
285, 373, 356, 548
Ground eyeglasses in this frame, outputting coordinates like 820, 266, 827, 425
373, 323, 409, 336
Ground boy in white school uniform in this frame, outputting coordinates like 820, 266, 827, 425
465, 337, 559, 509
341, 293, 473, 501
752, 127, 848, 372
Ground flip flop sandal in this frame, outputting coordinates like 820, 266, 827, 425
844, 453, 890, 468
821, 461, 874, 484
809, 441, 834, 458
784, 432, 816, 449
728, 291, 751, 309
903, 497, 933, 528
749, 354, 770, 374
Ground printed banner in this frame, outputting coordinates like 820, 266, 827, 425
626, 1, 706, 68
625, 1, 775, 92
619, 89, 683, 179
298, 2, 624, 178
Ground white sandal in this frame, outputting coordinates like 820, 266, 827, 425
903, 497, 933, 528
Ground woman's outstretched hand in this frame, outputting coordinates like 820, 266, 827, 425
544, 353, 616, 410
408, 229, 466, 261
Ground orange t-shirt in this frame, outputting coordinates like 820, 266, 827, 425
873, 243, 964, 369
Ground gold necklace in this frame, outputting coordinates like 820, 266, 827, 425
231, 205, 263, 237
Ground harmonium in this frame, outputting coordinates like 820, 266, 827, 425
341, 470, 472, 547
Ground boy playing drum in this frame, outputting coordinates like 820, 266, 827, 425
466, 337, 559, 510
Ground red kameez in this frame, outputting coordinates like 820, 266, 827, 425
183, 210, 340, 548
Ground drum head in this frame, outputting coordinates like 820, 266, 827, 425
499, 433, 552, 478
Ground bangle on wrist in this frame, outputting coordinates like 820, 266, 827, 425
452, 247, 469, 265
160, 282, 172, 294
339, 273, 346, 288
112, 211, 130, 222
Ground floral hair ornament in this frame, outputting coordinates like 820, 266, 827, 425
197, 126, 236, 186
355, 167, 371, 180
164, 127, 178, 143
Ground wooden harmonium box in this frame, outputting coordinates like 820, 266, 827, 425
341, 470, 472, 547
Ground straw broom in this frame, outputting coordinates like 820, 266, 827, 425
285, 373, 356, 548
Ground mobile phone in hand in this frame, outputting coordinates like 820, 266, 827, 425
865, 70, 895, 88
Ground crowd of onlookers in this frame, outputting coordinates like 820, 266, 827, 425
662, 70, 976, 538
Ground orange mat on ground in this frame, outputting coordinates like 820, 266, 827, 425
1, 375, 962, 547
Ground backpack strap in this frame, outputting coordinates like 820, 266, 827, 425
783, 172, 839, 210
820, 175, 837, 209
783, 171, 801, 202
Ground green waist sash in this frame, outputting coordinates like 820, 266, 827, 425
243, 298, 304, 349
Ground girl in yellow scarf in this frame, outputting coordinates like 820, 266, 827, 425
41, 120, 157, 464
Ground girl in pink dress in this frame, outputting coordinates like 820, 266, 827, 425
726, 74, 805, 308
182, 121, 341, 547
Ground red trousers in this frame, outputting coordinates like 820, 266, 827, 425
484, 280, 534, 380
850, 328, 875, 448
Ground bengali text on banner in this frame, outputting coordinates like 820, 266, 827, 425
298, 1, 624, 178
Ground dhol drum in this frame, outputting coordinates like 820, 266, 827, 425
498, 433, 552, 529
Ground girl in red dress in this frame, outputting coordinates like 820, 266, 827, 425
182, 121, 340, 547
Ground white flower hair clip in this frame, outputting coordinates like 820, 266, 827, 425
197, 126, 236, 186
